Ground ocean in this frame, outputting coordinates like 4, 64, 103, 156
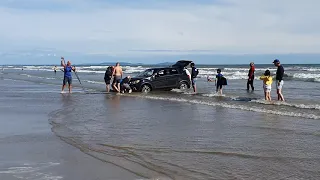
1, 63, 320, 179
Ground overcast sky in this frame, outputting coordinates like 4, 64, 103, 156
1, 0, 320, 64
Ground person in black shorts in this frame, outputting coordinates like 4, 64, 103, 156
104, 66, 113, 92
247, 62, 255, 91
215, 69, 225, 95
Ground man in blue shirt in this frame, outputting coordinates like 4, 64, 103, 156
190, 62, 199, 93
61, 57, 76, 93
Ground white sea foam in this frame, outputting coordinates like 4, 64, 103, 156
0, 162, 62, 180
84, 80, 105, 84
5, 65, 320, 82
293, 73, 320, 79
138, 95, 320, 119
252, 99, 320, 110
77, 70, 105, 74
224, 68, 277, 71
201, 93, 226, 97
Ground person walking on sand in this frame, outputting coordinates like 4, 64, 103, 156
61, 57, 75, 93
273, 59, 285, 101
260, 69, 272, 101
247, 62, 255, 91
112, 62, 123, 93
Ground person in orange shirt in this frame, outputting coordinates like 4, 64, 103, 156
260, 69, 273, 101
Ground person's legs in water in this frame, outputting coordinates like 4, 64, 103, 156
67, 77, 72, 93
277, 89, 284, 101
112, 78, 118, 92
250, 79, 254, 90
117, 83, 121, 93
276, 81, 285, 101
116, 76, 121, 93
61, 77, 67, 93
192, 78, 196, 93
106, 84, 110, 92
112, 83, 117, 92
219, 85, 223, 95
105, 79, 111, 92
267, 91, 271, 101
216, 84, 223, 95
216, 84, 219, 93
247, 79, 254, 91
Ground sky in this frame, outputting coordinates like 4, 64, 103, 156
1, 0, 320, 65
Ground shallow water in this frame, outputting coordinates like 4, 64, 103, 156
1, 65, 320, 179
47, 93, 320, 179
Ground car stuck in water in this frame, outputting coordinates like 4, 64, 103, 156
129, 60, 193, 93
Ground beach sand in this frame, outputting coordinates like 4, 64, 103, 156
0, 79, 140, 180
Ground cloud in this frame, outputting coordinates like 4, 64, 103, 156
1, 0, 320, 60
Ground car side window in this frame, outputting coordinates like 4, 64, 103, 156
157, 69, 165, 76
145, 69, 154, 76
169, 69, 178, 75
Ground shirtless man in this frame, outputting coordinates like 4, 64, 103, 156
112, 62, 123, 93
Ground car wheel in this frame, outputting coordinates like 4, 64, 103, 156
179, 81, 188, 90
141, 84, 151, 93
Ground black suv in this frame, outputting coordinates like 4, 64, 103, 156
130, 60, 193, 93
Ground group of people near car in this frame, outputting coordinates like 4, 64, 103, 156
104, 62, 132, 94
194, 59, 285, 101
59, 58, 131, 94
59, 57, 285, 102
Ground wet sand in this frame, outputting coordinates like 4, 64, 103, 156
0, 79, 140, 180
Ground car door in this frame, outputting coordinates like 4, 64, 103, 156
151, 69, 167, 89
165, 68, 180, 88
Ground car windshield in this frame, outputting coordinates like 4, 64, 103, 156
137, 69, 154, 77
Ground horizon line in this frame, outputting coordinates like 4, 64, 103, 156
1, 62, 320, 66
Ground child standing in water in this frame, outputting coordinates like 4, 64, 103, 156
260, 69, 273, 101
215, 69, 224, 95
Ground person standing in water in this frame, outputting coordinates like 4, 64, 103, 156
104, 66, 113, 92
183, 66, 191, 83
112, 62, 123, 93
247, 62, 255, 91
273, 59, 285, 101
215, 69, 224, 95
54, 66, 57, 74
190, 62, 199, 93
260, 69, 272, 101
61, 57, 75, 93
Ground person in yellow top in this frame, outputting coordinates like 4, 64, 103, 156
260, 69, 273, 101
